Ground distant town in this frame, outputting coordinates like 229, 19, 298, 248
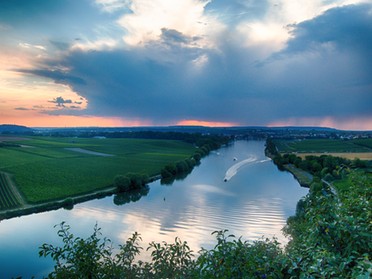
1, 124, 371, 140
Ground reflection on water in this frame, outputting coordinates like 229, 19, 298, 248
113, 185, 150, 206
0, 141, 308, 278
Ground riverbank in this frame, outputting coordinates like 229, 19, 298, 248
0, 174, 161, 221
282, 164, 312, 187
264, 146, 312, 188
0, 140, 310, 279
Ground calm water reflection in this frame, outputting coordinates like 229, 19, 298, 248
0, 141, 307, 278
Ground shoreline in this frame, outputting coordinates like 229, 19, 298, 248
282, 164, 312, 188
1, 141, 313, 221
264, 149, 312, 188
0, 175, 161, 221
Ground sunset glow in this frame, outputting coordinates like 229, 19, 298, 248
177, 119, 237, 127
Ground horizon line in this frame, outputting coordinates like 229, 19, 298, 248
2, 123, 372, 132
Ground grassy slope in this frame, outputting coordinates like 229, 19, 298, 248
0, 137, 196, 203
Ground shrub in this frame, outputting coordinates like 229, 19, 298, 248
114, 175, 130, 192
196, 231, 286, 278
62, 198, 74, 210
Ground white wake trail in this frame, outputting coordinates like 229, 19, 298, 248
224, 156, 271, 182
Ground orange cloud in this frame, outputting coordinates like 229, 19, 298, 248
177, 119, 237, 127
1, 113, 150, 128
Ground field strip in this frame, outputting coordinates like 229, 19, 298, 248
65, 147, 114, 157
1, 172, 25, 206
297, 152, 372, 160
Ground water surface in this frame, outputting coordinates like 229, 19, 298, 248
0, 141, 307, 278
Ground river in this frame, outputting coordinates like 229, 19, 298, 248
0, 141, 307, 278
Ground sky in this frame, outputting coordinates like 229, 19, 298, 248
0, 0, 371, 130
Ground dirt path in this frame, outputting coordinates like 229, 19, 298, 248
65, 147, 114, 157
2, 172, 26, 206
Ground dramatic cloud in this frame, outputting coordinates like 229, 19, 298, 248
20, 2, 372, 127
2, 0, 371, 129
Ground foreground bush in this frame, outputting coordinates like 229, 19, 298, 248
40, 171, 371, 278
196, 231, 286, 278
283, 172, 372, 278
40, 223, 286, 279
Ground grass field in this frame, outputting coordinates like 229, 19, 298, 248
274, 138, 372, 154
0, 136, 196, 204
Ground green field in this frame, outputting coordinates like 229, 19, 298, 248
274, 138, 372, 153
0, 136, 196, 204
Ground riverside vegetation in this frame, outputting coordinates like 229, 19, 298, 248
39, 138, 371, 278
0, 132, 229, 219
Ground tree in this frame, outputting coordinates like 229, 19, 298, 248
176, 160, 189, 173
126, 173, 145, 190
114, 175, 130, 192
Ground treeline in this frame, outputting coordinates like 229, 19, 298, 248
114, 173, 149, 193
160, 138, 228, 184
108, 134, 230, 197
112, 134, 229, 188
0, 142, 21, 148
47, 130, 231, 146
266, 139, 368, 183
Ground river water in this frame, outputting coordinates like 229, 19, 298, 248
0, 141, 307, 278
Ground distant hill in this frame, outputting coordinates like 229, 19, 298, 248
0, 124, 33, 134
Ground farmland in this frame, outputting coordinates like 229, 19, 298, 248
0, 172, 23, 210
0, 136, 197, 205
273, 138, 372, 159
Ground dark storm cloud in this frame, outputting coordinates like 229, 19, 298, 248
49, 96, 73, 107
261, 3, 372, 119
285, 4, 372, 55
21, 3, 372, 125
17, 69, 86, 86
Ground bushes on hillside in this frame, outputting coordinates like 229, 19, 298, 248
283, 171, 371, 278
41, 170, 371, 278
271, 150, 363, 182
